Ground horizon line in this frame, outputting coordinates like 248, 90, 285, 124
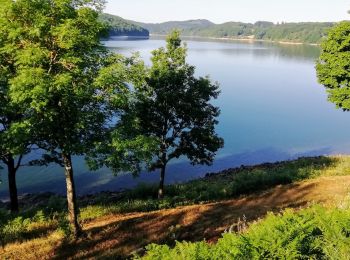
105, 13, 343, 25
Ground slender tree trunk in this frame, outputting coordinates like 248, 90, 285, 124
158, 150, 168, 199
62, 153, 81, 238
158, 165, 166, 199
7, 156, 18, 213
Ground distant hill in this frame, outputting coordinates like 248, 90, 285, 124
101, 13, 334, 44
134, 19, 214, 35
195, 21, 332, 44
139, 19, 333, 44
100, 13, 149, 38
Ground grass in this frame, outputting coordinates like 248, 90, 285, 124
78, 155, 350, 219
1, 155, 350, 258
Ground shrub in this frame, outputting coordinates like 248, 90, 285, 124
140, 241, 211, 260
1, 216, 31, 244
0, 209, 57, 245
46, 195, 66, 214
138, 206, 350, 259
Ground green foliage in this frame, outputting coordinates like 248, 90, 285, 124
1, 216, 31, 244
0, 0, 35, 212
0, 0, 142, 235
57, 215, 72, 238
136, 18, 333, 44
136, 19, 214, 36
261, 22, 331, 43
316, 21, 350, 111
46, 195, 67, 214
2, 0, 110, 157
139, 241, 211, 260
106, 30, 223, 197
85, 53, 159, 175
0, 209, 56, 245
138, 206, 350, 259
100, 13, 149, 37
32, 210, 46, 223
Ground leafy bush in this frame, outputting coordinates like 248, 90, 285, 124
0, 209, 58, 245
138, 206, 350, 259
57, 215, 72, 238
46, 195, 66, 214
1, 216, 31, 244
139, 241, 211, 260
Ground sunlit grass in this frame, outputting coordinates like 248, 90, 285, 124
0, 230, 64, 260
2, 156, 350, 258
79, 155, 350, 220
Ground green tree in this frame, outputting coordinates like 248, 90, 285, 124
316, 21, 350, 110
0, 0, 128, 237
118, 31, 224, 199
0, 3, 35, 212
0, 49, 31, 213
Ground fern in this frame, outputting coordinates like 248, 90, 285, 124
138, 206, 350, 259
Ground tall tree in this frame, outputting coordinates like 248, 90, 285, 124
0, 0, 127, 237
0, 12, 32, 212
116, 31, 224, 198
0, 93, 30, 214
0, 70, 30, 213
316, 21, 350, 111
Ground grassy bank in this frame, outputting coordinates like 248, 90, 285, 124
79, 155, 350, 219
1, 155, 350, 258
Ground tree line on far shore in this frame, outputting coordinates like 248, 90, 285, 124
132, 17, 333, 44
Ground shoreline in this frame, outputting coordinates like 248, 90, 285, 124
0, 155, 334, 205
150, 33, 320, 46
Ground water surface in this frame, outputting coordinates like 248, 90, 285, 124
1, 38, 349, 199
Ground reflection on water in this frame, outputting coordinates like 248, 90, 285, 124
0, 38, 348, 199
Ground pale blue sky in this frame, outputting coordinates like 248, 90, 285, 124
105, 0, 349, 24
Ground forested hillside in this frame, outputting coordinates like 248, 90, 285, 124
100, 13, 333, 43
138, 20, 333, 44
100, 13, 149, 37
136, 19, 214, 35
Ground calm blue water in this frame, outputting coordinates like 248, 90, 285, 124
1, 38, 350, 199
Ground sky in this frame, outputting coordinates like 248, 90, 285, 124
105, 0, 350, 24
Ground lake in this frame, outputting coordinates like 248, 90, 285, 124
1, 38, 350, 199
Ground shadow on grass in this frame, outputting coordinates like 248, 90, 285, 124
1, 156, 342, 255
53, 211, 188, 259
51, 181, 318, 259
175, 182, 317, 243
51, 156, 339, 259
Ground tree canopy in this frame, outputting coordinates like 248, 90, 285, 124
0, 0, 137, 237
110, 31, 224, 198
0, 19, 31, 211
316, 21, 350, 110
100, 13, 149, 37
